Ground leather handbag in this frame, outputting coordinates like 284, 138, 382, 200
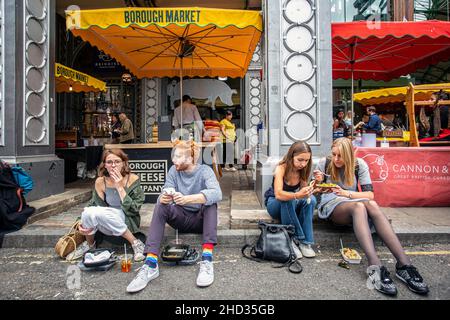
55, 219, 86, 259
242, 221, 302, 274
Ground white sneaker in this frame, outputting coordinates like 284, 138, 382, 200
229, 167, 237, 172
66, 241, 93, 261
196, 261, 214, 287
222, 167, 230, 172
126, 264, 159, 293
131, 239, 146, 262
299, 243, 316, 258
291, 240, 303, 259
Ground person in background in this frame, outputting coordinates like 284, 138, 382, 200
313, 138, 429, 297
66, 149, 145, 262
172, 95, 204, 141
118, 113, 135, 144
355, 106, 382, 134
333, 109, 349, 138
110, 114, 121, 144
344, 110, 353, 129
219, 111, 237, 172
126, 140, 222, 293
264, 141, 317, 259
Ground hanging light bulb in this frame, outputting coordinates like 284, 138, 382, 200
218, 77, 228, 81
69, 85, 73, 92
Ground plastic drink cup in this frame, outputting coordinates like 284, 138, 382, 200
121, 258, 132, 272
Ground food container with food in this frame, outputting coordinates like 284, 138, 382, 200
340, 248, 362, 264
339, 238, 362, 264
316, 183, 338, 189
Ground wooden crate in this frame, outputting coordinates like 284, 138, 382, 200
382, 129, 403, 137
56, 130, 77, 141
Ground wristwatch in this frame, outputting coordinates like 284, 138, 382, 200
348, 191, 352, 199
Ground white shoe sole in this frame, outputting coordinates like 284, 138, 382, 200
197, 278, 214, 288
300, 250, 316, 258
126, 270, 159, 293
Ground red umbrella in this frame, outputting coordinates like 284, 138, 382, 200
332, 20, 450, 134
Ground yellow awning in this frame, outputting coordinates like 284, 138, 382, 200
55, 63, 106, 93
65, 7, 262, 78
354, 83, 450, 106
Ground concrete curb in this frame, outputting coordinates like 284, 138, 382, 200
27, 188, 92, 225
2, 227, 449, 250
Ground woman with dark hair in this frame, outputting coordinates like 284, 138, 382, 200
333, 109, 349, 138
66, 149, 146, 262
313, 138, 429, 296
264, 141, 317, 258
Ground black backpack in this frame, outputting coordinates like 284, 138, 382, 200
0, 161, 35, 233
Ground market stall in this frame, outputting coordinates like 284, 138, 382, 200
54, 63, 107, 183
332, 20, 450, 136
353, 83, 450, 207
354, 83, 450, 147
64, 7, 262, 200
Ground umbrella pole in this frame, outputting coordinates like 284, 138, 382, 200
351, 68, 354, 138
180, 57, 183, 139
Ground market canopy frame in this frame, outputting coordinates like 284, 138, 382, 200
65, 7, 263, 79
354, 83, 450, 106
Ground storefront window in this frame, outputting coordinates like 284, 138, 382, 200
331, 0, 389, 22
81, 81, 137, 139
165, 77, 241, 125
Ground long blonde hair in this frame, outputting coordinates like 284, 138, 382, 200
327, 138, 356, 187
279, 141, 312, 185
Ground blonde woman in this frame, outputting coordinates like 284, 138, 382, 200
313, 138, 429, 296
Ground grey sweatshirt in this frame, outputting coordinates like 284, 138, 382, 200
160, 164, 222, 211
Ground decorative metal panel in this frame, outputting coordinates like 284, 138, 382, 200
245, 70, 263, 150
281, 0, 319, 145
250, 41, 262, 69
23, 0, 49, 145
143, 78, 159, 143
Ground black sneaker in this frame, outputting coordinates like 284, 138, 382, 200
396, 264, 429, 295
367, 265, 398, 296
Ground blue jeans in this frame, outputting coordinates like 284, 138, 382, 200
266, 196, 316, 245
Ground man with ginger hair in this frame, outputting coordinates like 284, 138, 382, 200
126, 140, 222, 293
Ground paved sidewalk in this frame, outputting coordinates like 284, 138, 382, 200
1, 169, 449, 249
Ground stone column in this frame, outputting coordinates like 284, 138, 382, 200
0, 0, 64, 201
256, 0, 332, 206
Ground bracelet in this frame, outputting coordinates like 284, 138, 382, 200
348, 191, 352, 199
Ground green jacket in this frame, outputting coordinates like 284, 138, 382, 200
120, 118, 135, 142
87, 179, 145, 234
